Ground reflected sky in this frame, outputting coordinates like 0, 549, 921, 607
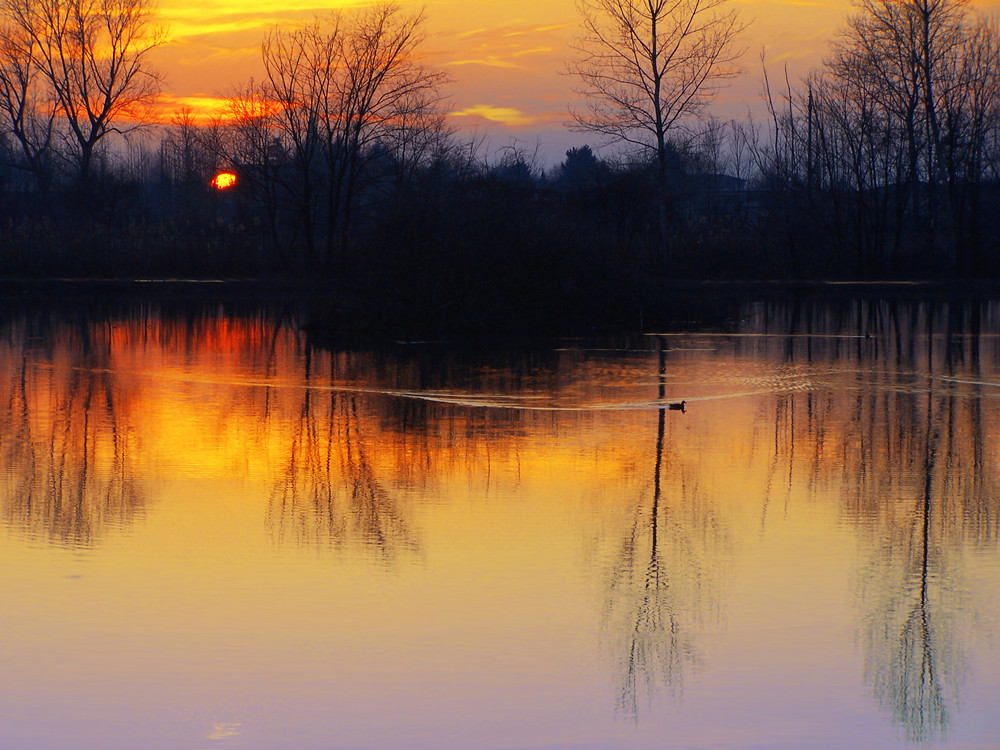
1, 297, 999, 749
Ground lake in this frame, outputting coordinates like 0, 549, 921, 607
1, 289, 999, 749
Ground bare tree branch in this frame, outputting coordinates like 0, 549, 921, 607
567, 0, 746, 259
2, 0, 164, 183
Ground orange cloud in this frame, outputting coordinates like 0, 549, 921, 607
448, 56, 525, 70
151, 94, 236, 123
450, 104, 540, 127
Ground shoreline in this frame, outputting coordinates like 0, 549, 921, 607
4, 276, 1000, 343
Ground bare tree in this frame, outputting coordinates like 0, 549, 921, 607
831, 0, 974, 257
224, 80, 284, 256
158, 106, 212, 187
380, 86, 454, 193
238, 1, 449, 269
0, 20, 56, 191
324, 2, 449, 264
3, 0, 164, 183
262, 17, 339, 264
820, 0, 1000, 270
938, 16, 1000, 270
567, 0, 746, 259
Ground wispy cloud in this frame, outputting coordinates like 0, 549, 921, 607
450, 22, 571, 41
450, 104, 539, 127
151, 93, 238, 123
512, 47, 553, 57
448, 56, 524, 69
161, 1, 370, 42
436, 20, 568, 72
503, 23, 571, 37
165, 10, 323, 41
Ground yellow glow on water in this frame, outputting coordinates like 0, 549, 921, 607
2, 309, 1000, 748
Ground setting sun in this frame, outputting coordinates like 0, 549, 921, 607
211, 171, 237, 190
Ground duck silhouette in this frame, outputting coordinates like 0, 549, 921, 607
668, 400, 686, 412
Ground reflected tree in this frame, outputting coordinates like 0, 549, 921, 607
857, 391, 957, 741
0, 317, 144, 546
852, 332, 998, 742
735, 299, 1000, 741
602, 338, 727, 718
267, 352, 418, 561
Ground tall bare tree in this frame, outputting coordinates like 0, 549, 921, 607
567, 0, 746, 260
224, 80, 284, 256
0, 20, 56, 191
324, 2, 448, 264
262, 17, 338, 264
2, 0, 164, 183
240, 1, 449, 269
938, 16, 1000, 270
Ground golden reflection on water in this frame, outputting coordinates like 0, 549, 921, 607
1, 299, 999, 748
1, 320, 145, 545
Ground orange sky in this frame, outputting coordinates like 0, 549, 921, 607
151, 0, 1000, 163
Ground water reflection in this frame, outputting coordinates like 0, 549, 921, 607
266, 353, 419, 559
851, 357, 982, 742
739, 299, 1000, 741
0, 293, 998, 747
0, 304, 302, 546
602, 339, 728, 719
0, 317, 144, 546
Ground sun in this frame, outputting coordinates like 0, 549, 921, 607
211, 172, 238, 190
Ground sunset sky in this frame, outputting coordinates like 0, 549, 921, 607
151, 0, 1000, 164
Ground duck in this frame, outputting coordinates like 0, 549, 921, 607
668, 400, 686, 412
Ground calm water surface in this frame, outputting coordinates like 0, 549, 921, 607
1, 297, 999, 749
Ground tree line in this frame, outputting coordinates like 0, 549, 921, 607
1, 0, 999, 325
755, 0, 1000, 277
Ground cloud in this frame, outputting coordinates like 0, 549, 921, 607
164, 10, 322, 41
450, 22, 571, 41
151, 93, 236, 123
160, 1, 372, 42
448, 56, 524, 70
163, 0, 366, 21
450, 104, 540, 127
512, 47, 554, 57
504, 23, 571, 37
434, 20, 568, 72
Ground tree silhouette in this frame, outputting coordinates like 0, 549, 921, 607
0, 21, 56, 192
229, 1, 449, 269
567, 0, 745, 260
0, 0, 164, 184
